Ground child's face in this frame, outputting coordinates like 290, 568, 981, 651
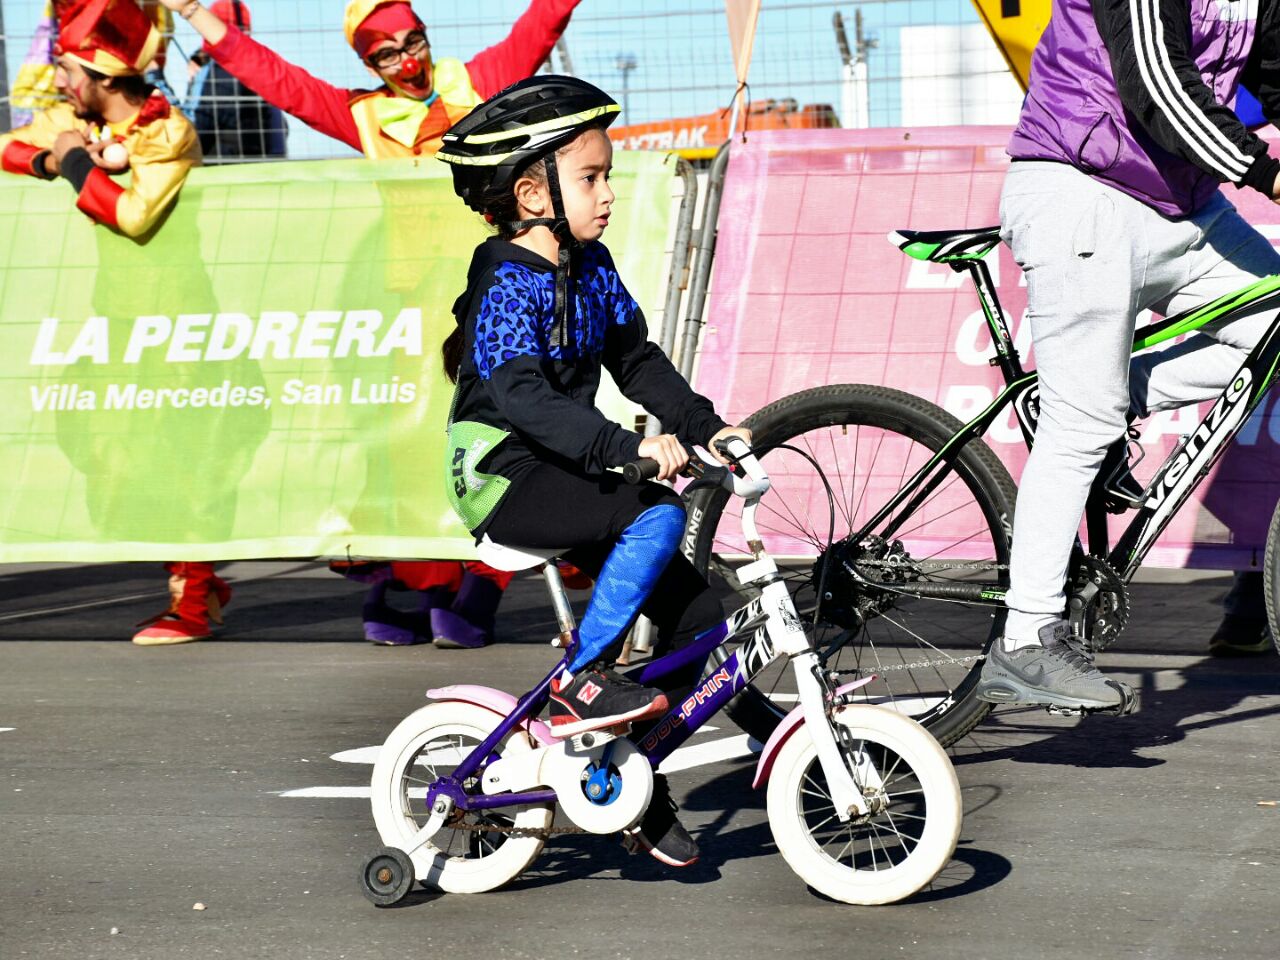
554, 128, 616, 243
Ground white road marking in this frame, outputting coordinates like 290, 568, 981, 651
0, 728, 14, 734
280, 786, 370, 799
657, 734, 761, 774
283, 729, 761, 799
330, 746, 379, 765
0, 592, 166, 623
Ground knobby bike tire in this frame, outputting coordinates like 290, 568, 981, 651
687, 383, 1019, 748
1263, 499, 1280, 655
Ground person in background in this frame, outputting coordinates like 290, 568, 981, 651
0, 0, 219, 647
154, 0, 584, 647
183, 1, 287, 161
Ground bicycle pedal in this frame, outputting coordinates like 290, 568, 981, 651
569, 725, 630, 751
1044, 689, 1139, 718
1045, 704, 1087, 717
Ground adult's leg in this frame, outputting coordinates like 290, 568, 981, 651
1129, 199, 1279, 658
1131, 196, 1280, 416
1000, 164, 1148, 645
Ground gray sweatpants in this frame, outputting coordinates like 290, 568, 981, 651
1001, 162, 1280, 645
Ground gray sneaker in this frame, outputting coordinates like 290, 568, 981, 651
977, 621, 1137, 715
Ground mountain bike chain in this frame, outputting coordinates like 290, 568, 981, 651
837, 554, 1129, 665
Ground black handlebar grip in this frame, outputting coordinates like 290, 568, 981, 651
622, 458, 662, 485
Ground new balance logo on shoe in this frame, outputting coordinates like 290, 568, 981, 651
549, 665, 670, 738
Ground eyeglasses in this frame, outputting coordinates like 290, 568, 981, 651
367, 31, 430, 70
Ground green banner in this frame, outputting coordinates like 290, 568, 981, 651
0, 152, 678, 562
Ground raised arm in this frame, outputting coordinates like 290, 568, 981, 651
466, 0, 582, 98
158, 0, 362, 150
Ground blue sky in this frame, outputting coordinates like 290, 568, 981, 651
2, 0, 986, 159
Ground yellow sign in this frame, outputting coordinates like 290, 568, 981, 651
969, 0, 1052, 92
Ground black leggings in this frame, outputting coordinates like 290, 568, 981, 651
485, 461, 723, 693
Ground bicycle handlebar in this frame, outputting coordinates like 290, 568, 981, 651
622, 437, 771, 500
621, 458, 663, 485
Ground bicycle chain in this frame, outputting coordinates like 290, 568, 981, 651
833, 652, 986, 675
854, 558, 1009, 573
446, 819, 587, 838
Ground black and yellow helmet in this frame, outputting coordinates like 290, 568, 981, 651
440, 76, 621, 346
438, 75, 620, 214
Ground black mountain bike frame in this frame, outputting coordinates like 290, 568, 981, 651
854, 257, 1280, 606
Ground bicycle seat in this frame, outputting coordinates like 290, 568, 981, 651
475, 535, 563, 572
889, 227, 1001, 263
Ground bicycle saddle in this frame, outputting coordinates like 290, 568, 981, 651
889, 227, 1001, 263
476, 535, 563, 572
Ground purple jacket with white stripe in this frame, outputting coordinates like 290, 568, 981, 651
1009, 0, 1280, 217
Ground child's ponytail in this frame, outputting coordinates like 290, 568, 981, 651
441, 327, 464, 384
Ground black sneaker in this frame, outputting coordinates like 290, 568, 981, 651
622, 773, 699, 867
1209, 615, 1274, 657
548, 665, 668, 737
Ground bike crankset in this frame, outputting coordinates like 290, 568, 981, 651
1066, 555, 1130, 654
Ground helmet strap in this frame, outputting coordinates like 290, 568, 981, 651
503, 153, 576, 349
543, 152, 576, 349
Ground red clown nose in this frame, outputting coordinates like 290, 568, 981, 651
400, 57, 421, 77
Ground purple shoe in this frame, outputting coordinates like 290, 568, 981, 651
430, 608, 490, 649
364, 620, 426, 646
362, 582, 448, 646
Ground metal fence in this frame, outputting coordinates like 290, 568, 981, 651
1, 0, 1023, 161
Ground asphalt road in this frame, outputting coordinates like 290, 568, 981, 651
2, 562, 1279, 960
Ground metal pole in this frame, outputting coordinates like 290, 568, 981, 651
660, 158, 700, 358
621, 158, 700, 662
677, 141, 731, 380
0, 2, 12, 132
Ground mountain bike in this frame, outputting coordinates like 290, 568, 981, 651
689, 226, 1280, 748
359, 438, 961, 907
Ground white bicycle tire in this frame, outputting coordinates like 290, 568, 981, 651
766, 704, 961, 905
370, 702, 553, 894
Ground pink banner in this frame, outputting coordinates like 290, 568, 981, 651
700, 127, 1280, 568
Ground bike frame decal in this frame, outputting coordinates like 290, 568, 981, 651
1131, 278, 1280, 352
1111, 315, 1280, 573
636, 625, 779, 766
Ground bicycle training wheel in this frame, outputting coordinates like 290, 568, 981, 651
370, 702, 553, 894
766, 704, 962, 905
688, 384, 1017, 748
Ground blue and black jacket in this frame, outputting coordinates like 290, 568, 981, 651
444, 237, 726, 535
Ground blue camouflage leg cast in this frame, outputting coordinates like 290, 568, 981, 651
568, 503, 686, 672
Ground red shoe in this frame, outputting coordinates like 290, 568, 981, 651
133, 562, 227, 647
132, 616, 210, 646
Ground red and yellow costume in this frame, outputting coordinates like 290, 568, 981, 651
0, 0, 200, 239
206, 0, 582, 159
0, 1, 214, 645
203, 0, 581, 645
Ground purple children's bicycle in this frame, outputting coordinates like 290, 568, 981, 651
359, 438, 962, 906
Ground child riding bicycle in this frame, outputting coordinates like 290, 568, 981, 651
436, 76, 751, 866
